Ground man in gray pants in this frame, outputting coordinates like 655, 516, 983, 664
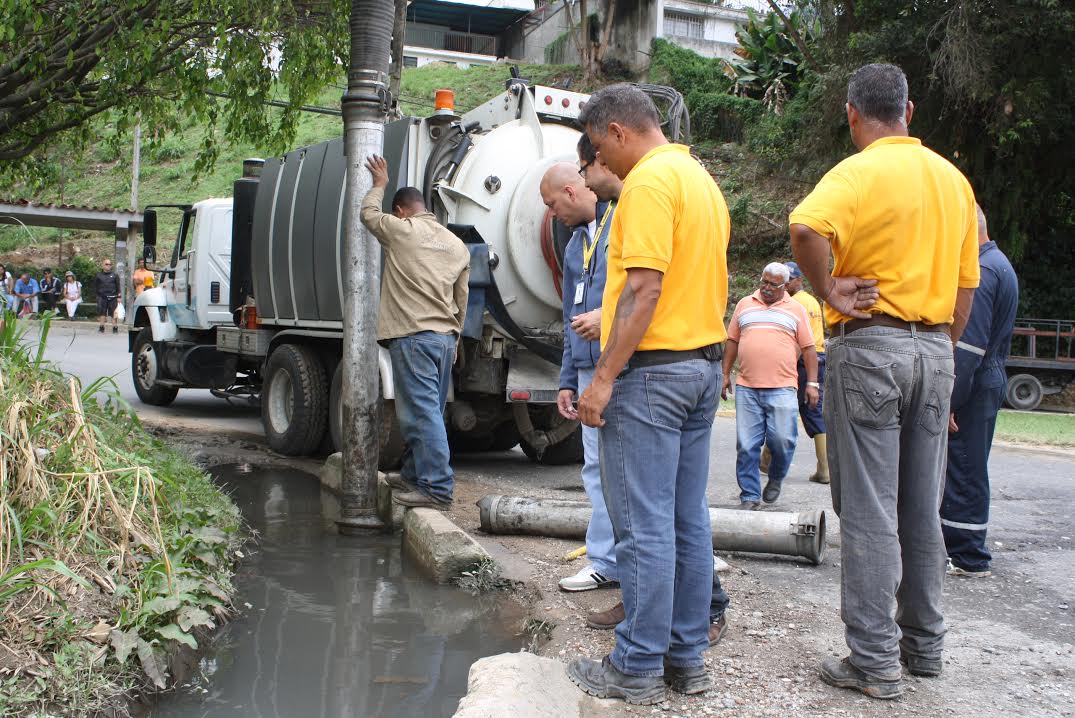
790, 63, 979, 699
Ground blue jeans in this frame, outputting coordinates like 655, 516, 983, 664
735, 386, 798, 502
797, 353, 827, 437
388, 331, 456, 503
578, 368, 617, 580
600, 358, 719, 676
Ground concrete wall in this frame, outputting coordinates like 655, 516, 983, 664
503, 2, 577, 64
510, 0, 746, 72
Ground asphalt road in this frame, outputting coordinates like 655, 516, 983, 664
35, 318, 1075, 715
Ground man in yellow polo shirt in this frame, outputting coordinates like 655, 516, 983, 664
568, 84, 729, 706
786, 261, 829, 484
790, 63, 979, 700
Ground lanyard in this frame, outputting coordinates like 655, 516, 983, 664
582, 203, 614, 275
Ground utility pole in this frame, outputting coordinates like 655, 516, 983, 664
338, 0, 394, 535
125, 120, 142, 320
389, 0, 408, 120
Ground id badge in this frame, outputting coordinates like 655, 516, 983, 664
573, 282, 585, 305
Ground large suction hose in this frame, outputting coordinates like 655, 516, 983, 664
476, 495, 828, 565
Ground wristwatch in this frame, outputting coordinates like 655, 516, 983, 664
806, 381, 820, 389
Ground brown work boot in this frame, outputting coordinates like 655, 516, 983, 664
586, 601, 624, 630
708, 615, 727, 647
392, 490, 451, 510
820, 657, 903, 700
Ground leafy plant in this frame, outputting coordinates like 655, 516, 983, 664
727, 6, 817, 112
0, 314, 243, 711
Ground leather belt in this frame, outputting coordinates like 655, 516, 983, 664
839, 314, 951, 336
630, 343, 724, 368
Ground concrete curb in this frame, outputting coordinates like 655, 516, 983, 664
402, 508, 490, 584
453, 653, 612, 718
319, 453, 491, 584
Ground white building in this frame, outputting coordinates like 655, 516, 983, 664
401, 0, 535, 69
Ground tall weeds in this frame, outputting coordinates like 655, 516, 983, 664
0, 311, 242, 715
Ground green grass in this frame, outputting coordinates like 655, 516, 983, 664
994, 410, 1075, 447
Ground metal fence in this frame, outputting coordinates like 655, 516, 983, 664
405, 24, 497, 56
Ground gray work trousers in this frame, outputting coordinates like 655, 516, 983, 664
825, 326, 955, 678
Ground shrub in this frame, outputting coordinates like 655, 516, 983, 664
688, 92, 764, 144
648, 39, 731, 97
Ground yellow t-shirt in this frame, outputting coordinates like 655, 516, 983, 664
601, 144, 730, 351
789, 136, 979, 327
791, 290, 826, 354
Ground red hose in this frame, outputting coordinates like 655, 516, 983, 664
540, 207, 563, 299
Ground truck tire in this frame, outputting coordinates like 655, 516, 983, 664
132, 327, 179, 406
262, 344, 328, 456
1005, 373, 1043, 411
518, 405, 584, 465
328, 361, 405, 470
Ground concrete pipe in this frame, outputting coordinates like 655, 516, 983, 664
476, 495, 827, 565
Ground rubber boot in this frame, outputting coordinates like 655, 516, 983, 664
809, 434, 830, 484
759, 445, 771, 476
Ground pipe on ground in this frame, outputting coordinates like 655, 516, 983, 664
476, 495, 827, 565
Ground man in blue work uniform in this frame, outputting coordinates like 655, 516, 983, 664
541, 160, 618, 594
942, 205, 1019, 578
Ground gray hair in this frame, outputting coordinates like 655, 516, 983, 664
976, 203, 988, 240
762, 262, 790, 283
847, 63, 909, 125
578, 83, 660, 135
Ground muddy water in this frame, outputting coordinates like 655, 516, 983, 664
149, 465, 524, 718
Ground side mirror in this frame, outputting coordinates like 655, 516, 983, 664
143, 209, 157, 248
143, 245, 157, 264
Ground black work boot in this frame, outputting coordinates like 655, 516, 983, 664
567, 656, 666, 706
820, 657, 903, 700
900, 650, 942, 677
762, 479, 783, 504
663, 661, 712, 695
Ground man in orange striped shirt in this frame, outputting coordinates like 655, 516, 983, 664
721, 263, 819, 509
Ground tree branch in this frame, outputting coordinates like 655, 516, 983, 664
765, 0, 821, 72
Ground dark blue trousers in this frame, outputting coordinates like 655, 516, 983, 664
941, 382, 1005, 571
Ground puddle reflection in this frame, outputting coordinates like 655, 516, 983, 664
149, 466, 522, 718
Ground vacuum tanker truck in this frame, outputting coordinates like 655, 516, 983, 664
128, 75, 599, 467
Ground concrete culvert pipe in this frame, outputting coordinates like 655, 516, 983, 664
476, 495, 827, 565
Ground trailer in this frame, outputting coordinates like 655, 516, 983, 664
1005, 318, 1075, 411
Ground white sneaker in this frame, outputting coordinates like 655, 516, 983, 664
558, 565, 617, 592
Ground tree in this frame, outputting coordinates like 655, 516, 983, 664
803, 0, 1075, 317
552, 0, 618, 78
0, 0, 348, 179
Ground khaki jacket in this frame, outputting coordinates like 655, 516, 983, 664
360, 187, 470, 342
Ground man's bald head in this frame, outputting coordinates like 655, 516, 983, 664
540, 162, 587, 195
540, 161, 597, 227
976, 203, 989, 246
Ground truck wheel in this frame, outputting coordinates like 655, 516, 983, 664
262, 344, 328, 456
490, 421, 521, 451
518, 405, 583, 465
1006, 373, 1043, 411
328, 361, 405, 470
132, 327, 179, 406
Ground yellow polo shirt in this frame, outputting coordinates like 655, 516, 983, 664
601, 144, 730, 350
789, 136, 979, 327
791, 290, 826, 354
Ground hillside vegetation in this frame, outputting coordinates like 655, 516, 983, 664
0, 58, 791, 304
